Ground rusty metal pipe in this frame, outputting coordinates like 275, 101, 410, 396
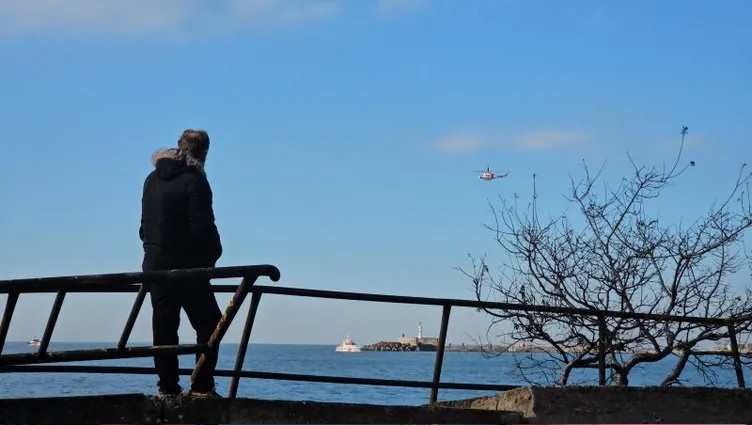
191, 275, 260, 385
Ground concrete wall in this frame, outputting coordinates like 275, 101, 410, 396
0, 393, 521, 424
438, 385, 752, 424
398, 336, 439, 346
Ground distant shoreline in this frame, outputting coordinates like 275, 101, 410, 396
7, 341, 739, 355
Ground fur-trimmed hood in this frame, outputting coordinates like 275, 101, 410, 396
151, 148, 205, 180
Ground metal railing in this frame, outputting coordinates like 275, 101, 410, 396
0, 265, 748, 404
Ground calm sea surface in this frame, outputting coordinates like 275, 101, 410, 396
1, 341, 749, 405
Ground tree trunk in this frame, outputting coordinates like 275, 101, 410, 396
661, 349, 690, 386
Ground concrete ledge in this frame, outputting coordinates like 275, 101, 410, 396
0, 394, 161, 424
437, 386, 752, 424
7, 386, 749, 424
0, 393, 521, 424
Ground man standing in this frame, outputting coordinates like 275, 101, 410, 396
139, 129, 223, 397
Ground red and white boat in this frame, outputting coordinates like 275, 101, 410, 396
335, 335, 361, 352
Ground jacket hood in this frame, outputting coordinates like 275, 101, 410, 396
151, 148, 205, 180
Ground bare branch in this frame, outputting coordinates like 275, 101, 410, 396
462, 127, 752, 387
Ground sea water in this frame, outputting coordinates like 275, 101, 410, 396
0, 341, 749, 405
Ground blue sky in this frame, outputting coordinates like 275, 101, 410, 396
1, 0, 750, 346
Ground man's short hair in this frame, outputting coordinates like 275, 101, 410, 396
177, 129, 210, 158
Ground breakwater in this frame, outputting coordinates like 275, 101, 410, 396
360, 342, 532, 352
445, 344, 507, 352
359, 342, 509, 352
360, 341, 437, 351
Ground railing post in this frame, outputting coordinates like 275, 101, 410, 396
117, 285, 147, 351
429, 304, 452, 404
192, 275, 259, 386
597, 315, 606, 386
228, 291, 263, 398
727, 321, 746, 388
0, 292, 19, 354
39, 290, 66, 355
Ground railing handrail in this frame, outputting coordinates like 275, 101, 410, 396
246, 285, 737, 326
0, 265, 281, 291
1, 276, 737, 325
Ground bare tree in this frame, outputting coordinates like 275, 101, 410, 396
462, 128, 752, 386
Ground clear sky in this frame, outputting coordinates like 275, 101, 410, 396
1, 0, 750, 346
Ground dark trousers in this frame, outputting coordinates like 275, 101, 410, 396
149, 278, 223, 393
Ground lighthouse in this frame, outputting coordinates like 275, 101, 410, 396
418, 322, 423, 340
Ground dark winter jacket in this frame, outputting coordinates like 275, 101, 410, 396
139, 148, 222, 271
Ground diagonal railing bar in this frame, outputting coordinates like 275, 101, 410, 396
429, 305, 451, 403
191, 274, 261, 385
38, 290, 66, 355
118, 285, 148, 351
229, 291, 263, 398
0, 292, 19, 354
727, 321, 746, 388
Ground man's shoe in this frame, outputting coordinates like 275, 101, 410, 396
185, 389, 223, 398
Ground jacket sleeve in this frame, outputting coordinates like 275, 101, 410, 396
187, 174, 223, 266
139, 177, 148, 242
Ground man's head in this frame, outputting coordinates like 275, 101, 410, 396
177, 129, 210, 163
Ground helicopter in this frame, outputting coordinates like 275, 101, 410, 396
476, 167, 508, 181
